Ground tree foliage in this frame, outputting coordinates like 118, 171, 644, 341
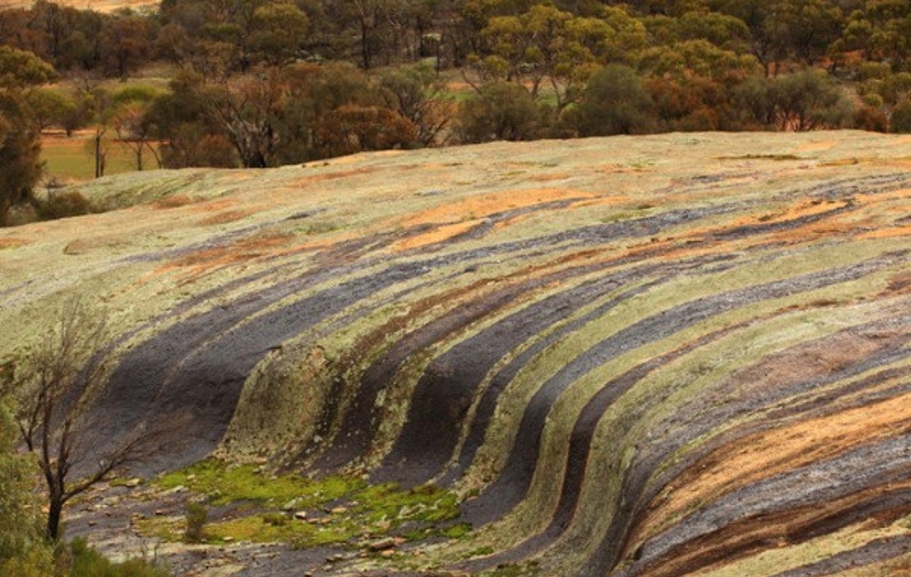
771, 68, 854, 130
456, 80, 545, 142
0, 46, 57, 226
0, 0, 907, 197
378, 62, 451, 145
0, 402, 46, 566
571, 63, 655, 135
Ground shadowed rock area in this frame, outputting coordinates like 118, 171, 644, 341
3, 132, 911, 576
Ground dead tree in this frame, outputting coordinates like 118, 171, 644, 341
11, 297, 160, 540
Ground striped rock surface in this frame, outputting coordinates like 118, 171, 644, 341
2, 132, 911, 576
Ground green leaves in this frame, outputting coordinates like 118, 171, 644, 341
0, 46, 58, 89
0, 403, 44, 564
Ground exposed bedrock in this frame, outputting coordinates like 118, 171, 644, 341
3, 133, 911, 576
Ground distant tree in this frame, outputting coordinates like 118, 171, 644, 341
155, 23, 195, 64
361, 0, 412, 68
889, 99, 911, 133
248, 1, 309, 65
467, 4, 647, 110
111, 86, 163, 170
456, 80, 545, 142
305, 61, 375, 113
314, 104, 417, 156
10, 297, 163, 541
647, 75, 728, 130
475, 6, 569, 95
637, 40, 761, 130
836, 0, 911, 71
774, 0, 843, 65
0, 109, 43, 226
572, 63, 656, 135
377, 62, 451, 146
212, 73, 283, 167
24, 88, 77, 132
711, 0, 842, 70
0, 44, 58, 86
638, 38, 762, 81
731, 74, 776, 128
854, 103, 888, 132
113, 101, 160, 170
729, 68, 853, 130
0, 46, 57, 226
878, 72, 911, 106
99, 12, 155, 78
771, 68, 854, 130
146, 70, 238, 167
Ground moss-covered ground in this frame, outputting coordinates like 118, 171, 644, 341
140, 459, 467, 553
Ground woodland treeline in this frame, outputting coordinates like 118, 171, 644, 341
3, 0, 911, 222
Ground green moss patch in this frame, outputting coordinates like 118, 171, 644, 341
151, 459, 466, 550
158, 459, 359, 507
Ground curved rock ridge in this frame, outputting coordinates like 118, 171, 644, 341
3, 132, 911, 576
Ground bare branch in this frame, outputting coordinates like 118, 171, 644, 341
10, 295, 164, 540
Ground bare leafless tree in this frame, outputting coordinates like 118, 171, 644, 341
10, 297, 160, 540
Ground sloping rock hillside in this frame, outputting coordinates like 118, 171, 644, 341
3, 132, 911, 576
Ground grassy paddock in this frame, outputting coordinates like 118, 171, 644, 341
42, 131, 145, 183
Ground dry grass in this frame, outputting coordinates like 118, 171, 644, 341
42, 131, 140, 182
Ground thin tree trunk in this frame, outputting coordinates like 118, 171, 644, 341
47, 493, 63, 540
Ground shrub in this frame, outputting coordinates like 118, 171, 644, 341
890, 99, 911, 133
573, 64, 656, 136
456, 81, 545, 143
731, 76, 775, 129
183, 503, 208, 544
0, 547, 54, 577
0, 402, 46, 566
855, 105, 888, 132
770, 69, 854, 131
261, 512, 288, 527
68, 537, 170, 577
37, 191, 92, 220
314, 105, 417, 158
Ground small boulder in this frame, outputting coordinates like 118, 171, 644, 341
368, 537, 396, 552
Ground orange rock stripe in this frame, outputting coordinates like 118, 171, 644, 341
634, 388, 911, 543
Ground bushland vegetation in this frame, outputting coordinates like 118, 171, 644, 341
3, 0, 911, 223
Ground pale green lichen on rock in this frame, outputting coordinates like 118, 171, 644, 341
4, 132, 911, 576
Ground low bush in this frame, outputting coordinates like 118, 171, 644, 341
68, 538, 170, 577
36, 190, 92, 220
183, 503, 208, 544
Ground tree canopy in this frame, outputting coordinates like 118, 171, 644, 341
4, 0, 911, 221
